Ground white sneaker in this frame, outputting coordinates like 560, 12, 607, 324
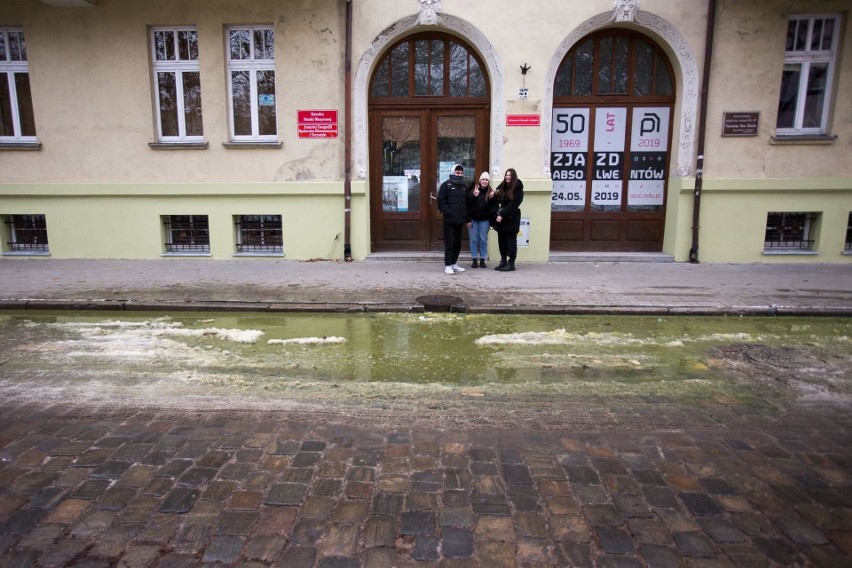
451, 264, 465, 272
444, 266, 454, 274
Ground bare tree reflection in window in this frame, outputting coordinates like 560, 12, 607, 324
231, 70, 251, 135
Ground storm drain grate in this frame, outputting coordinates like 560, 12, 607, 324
415, 295, 466, 313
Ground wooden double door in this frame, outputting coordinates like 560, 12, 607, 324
370, 108, 489, 251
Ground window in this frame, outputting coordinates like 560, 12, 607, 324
764, 212, 818, 251
555, 35, 673, 98
0, 28, 37, 143
235, 215, 283, 254
776, 14, 840, 136
371, 34, 487, 99
5, 214, 48, 253
151, 27, 203, 142
163, 215, 209, 253
845, 213, 851, 252
227, 26, 277, 141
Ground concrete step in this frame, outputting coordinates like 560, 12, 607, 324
366, 252, 675, 263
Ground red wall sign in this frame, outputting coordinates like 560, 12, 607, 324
298, 109, 339, 138
506, 114, 540, 127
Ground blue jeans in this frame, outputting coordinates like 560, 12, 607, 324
468, 219, 490, 259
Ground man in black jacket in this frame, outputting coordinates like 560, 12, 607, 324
437, 164, 468, 274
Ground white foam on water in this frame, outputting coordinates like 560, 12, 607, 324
268, 336, 347, 345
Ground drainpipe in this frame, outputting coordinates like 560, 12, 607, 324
689, 0, 716, 263
343, 0, 353, 261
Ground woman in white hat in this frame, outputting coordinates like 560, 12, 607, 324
466, 171, 495, 268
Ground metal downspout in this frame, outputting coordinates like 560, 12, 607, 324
689, 0, 717, 263
343, 0, 353, 261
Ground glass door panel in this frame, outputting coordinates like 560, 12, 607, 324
382, 116, 421, 214
434, 115, 476, 194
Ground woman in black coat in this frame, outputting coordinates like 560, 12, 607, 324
489, 168, 524, 271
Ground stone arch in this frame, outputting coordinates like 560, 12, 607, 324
540, 10, 699, 178
353, 13, 505, 180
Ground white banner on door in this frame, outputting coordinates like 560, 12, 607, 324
550, 108, 589, 208
591, 108, 626, 207
628, 107, 669, 207
630, 107, 670, 152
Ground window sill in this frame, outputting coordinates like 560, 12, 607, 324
843, 250, 852, 256
0, 142, 42, 151
222, 141, 283, 149
770, 134, 837, 145
234, 252, 285, 257
149, 141, 209, 150
161, 252, 212, 257
762, 249, 819, 256
3, 250, 50, 256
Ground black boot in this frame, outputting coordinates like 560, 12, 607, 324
495, 259, 507, 271
471, 259, 479, 268
479, 259, 487, 268
505, 259, 516, 272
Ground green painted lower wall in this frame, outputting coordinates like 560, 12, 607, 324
1, 178, 849, 263
675, 178, 852, 263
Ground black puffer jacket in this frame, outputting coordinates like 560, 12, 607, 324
437, 174, 469, 225
490, 179, 524, 233
467, 182, 493, 221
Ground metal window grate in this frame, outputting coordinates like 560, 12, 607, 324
764, 212, 816, 249
235, 215, 282, 253
164, 215, 209, 252
6, 214, 48, 252
846, 213, 852, 251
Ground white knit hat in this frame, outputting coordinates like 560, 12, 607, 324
479, 171, 490, 180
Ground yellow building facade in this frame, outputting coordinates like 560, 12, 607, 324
1, 0, 850, 263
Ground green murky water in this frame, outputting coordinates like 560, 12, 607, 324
0, 312, 848, 402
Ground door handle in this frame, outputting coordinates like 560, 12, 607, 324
430, 193, 437, 201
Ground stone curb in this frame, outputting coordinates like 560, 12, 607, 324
0, 298, 851, 316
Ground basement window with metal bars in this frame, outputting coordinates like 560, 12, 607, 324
163, 215, 210, 253
5, 214, 48, 253
235, 215, 283, 254
845, 212, 852, 252
764, 212, 818, 251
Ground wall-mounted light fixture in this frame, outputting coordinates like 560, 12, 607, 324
518, 63, 531, 100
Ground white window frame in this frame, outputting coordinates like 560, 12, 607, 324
151, 26, 204, 143
226, 25, 277, 142
0, 27, 37, 143
775, 14, 841, 136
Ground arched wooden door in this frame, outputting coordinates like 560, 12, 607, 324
550, 30, 675, 251
369, 33, 490, 251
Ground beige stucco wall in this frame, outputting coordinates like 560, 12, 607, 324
0, 0, 344, 183
704, 0, 852, 179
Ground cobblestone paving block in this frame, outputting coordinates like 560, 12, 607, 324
16, 523, 63, 549
265, 483, 308, 506
678, 492, 722, 516
697, 517, 748, 544
159, 487, 200, 513
507, 485, 541, 512
90, 459, 132, 480
38, 538, 88, 568
1, 508, 47, 534
216, 510, 259, 535
291, 519, 326, 545
411, 536, 440, 561
774, 515, 830, 545
173, 524, 211, 554
201, 534, 245, 563
321, 523, 360, 556
471, 494, 511, 516
442, 527, 474, 557
115, 544, 161, 568
475, 516, 516, 543
332, 500, 369, 524
317, 556, 360, 568
372, 493, 404, 516
28, 486, 67, 509
554, 541, 593, 567
280, 544, 318, 567
597, 526, 636, 554
672, 531, 719, 558
574, 484, 610, 505
363, 515, 395, 547
440, 506, 474, 529
401, 511, 435, 535
582, 504, 623, 527
300, 496, 336, 521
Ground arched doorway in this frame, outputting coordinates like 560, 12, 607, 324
550, 30, 675, 251
369, 33, 490, 251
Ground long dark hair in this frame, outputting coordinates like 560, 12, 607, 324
496, 168, 519, 201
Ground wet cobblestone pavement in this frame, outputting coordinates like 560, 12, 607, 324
1, 402, 851, 567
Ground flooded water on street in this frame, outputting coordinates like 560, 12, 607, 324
0, 311, 848, 422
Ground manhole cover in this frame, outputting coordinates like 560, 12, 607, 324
415, 295, 466, 312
